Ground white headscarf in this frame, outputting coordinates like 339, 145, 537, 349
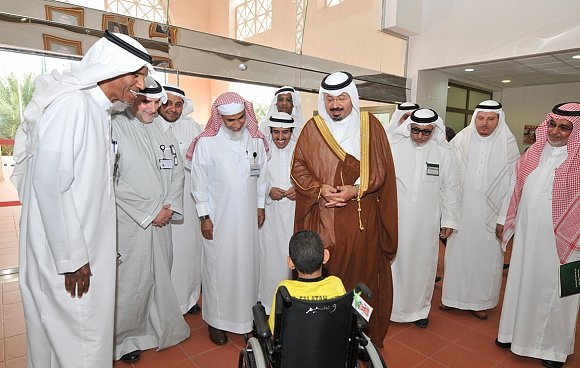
316, 71, 361, 159
163, 85, 194, 116
264, 86, 303, 125
391, 108, 447, 144
317, 71, 360, 124
136, 76, 167, 104
386, 102, 420, 136
11, 31, 153, 196
266, 112, 296, 129
259, 86, 303, 142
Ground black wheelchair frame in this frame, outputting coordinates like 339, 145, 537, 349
238, 283, 387, 368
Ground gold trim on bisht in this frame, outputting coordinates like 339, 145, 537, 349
314, 112, 371, 231
314, 115, 347, 161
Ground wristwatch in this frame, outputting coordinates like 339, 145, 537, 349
198, 214, 210, 222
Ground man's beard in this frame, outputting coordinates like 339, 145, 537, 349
330, 107, 344, 121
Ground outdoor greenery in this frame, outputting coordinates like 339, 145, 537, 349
0, 73, 34, 155
253, 102, 268, 123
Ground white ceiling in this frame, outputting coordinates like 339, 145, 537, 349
432, 49, 580, 90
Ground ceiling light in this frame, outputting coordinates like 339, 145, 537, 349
572, 55, 580, 60
501, 80, 511, 83
464, 68, 475, 72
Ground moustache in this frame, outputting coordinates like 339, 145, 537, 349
330, 107, 343, 112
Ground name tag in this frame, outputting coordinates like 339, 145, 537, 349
159, 158, 174, 170
250, 163, 261, 177
426, 162, 439, 176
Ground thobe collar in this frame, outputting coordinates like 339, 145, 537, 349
472, 126, 499, 143
157, 115, 180, 132
543, 142, 567, 158
89, 85, 113, 113
325, 112, 360, 159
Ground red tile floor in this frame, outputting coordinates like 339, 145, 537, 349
1, 171, 579, 367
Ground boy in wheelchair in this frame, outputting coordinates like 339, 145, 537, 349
268, 230, 346, 332
239, 230, 387, 367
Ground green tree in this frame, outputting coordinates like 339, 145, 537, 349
253, 102, 268, 123
0, 72, 34, 155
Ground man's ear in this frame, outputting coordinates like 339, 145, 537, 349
322, 248, 330, 265
287, 256, 295, 270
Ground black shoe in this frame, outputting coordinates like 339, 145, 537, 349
208, 325, 228, 345
542, 360, 563, 368
120, 350, 141, 363
414, 318, 429, 328
187, 303, 201, 314
495, 338, 511, 349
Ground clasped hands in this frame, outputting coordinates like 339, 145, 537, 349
152, 204, 173, 227
269, 186, 296, 201
320, 184, 358, 208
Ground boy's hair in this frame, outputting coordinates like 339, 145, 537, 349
289, 230, 324, 274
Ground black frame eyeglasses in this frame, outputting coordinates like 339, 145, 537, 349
547, 120, 573, 132
410, 127, 433, 136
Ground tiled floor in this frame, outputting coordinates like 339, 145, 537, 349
1, 175, 579, 367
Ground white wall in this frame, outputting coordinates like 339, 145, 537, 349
409, 0, 580, 72
405, 0, 580, 147
407, 0, 580, 102
499, 82, 580, 152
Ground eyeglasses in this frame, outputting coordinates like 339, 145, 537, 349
324, 95, 350, 104
410, 127, 433, 136
547, 120, 573, 132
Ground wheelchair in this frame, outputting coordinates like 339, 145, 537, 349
238, 283, 387, 367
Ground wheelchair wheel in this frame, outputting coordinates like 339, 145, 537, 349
361, 332, 387, 368
238, 336, 267, 368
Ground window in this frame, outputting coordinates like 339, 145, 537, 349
295, 0, 306, 53
236, 0, 273, 40
61, 0, 167, 22
446, 83, 492, 134
105, 0, 167, 23
326, 0, 345, 7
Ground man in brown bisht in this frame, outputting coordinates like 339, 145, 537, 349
291, 71, 398, 347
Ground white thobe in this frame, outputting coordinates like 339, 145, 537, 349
390, 139, 460, 322
257, 141, 295, 314
160, 116, 204, 314
112, 112, 189, 359
19, 87, 116, 368
498, 144, 579, 363
443, 134, 510, 310
191, 128, 268, 333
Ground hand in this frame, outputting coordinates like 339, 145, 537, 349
257, 208, 265, 228
201, 218, 213, 240
324, 185, 357, 208
269, 187, 286, 201
152, 204, 173, 227
495, 224, 504, 242
285, 186, 296, 201
64, 263, 92, 298
439, 227, 453, 239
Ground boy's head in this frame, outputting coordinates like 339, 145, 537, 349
288, 230, 329, 275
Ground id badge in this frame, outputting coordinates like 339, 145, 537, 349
159, 158, 174, 169
250, 163, 260, 177
426, 162, 440, 176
